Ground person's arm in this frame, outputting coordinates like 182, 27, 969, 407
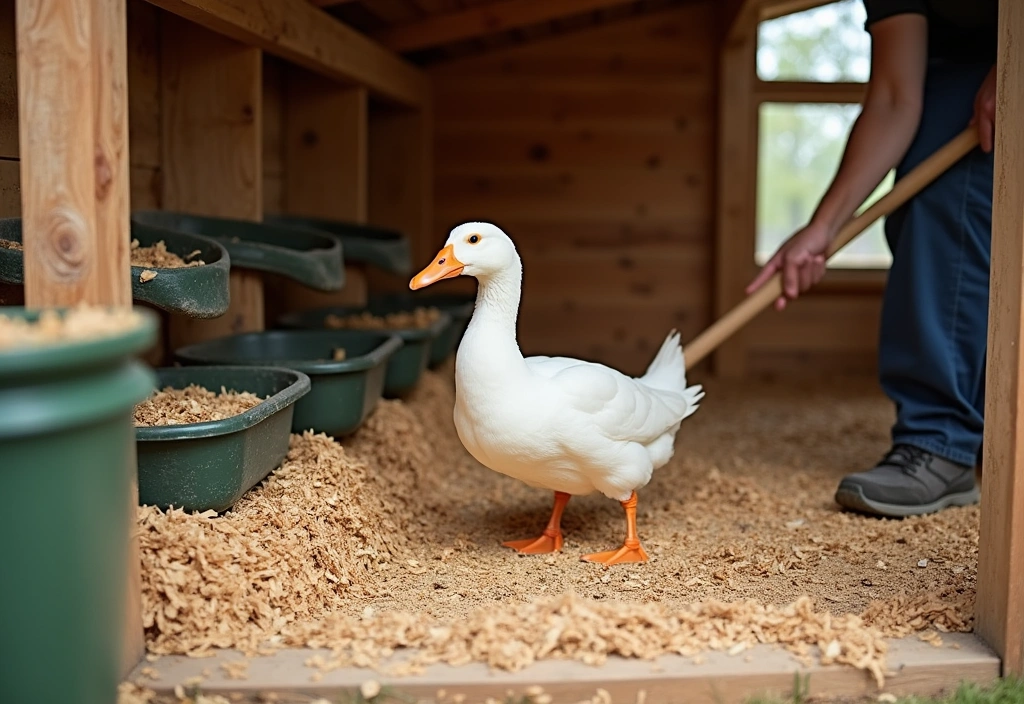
746, 13, 928, 309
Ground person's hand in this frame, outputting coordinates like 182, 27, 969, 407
971, 64, 997, 153
746, 221, 833, 311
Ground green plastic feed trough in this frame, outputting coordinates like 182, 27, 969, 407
0, 305, 157, 704
262, 213, 412, 276
135, 366, 311, 513
173, 329, 403, 437
0, 217, 231, 318
368, 291, 476, 368
276, 304, 449, 398
131, 210, 345, 292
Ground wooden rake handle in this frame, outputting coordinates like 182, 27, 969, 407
682, 126, 981, 369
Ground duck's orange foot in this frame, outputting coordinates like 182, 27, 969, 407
581, 541, 649, 567
502, 531, 563, 554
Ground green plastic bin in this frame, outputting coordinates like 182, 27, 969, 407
262, 214, 412, 276
136, 366, 311, 513
174, 330, 402, 437
131, 210, 345, 292
0, 306, 157, 704
276, 305, 449, 398
368, 291, 476, 368
0, 217, 232, 318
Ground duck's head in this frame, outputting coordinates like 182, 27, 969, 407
410, 222, 518, 290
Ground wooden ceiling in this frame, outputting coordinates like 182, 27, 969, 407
311, 0, 707, 64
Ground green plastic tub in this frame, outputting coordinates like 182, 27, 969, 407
262, 214, 412, 276
0, 306, 157, 704
276, 305, 449, 398
368, 291, 476, 368
135, 366, 311, 513
173, 330, 403, 436
0, 217, 231, 318
131, 210, 345, 291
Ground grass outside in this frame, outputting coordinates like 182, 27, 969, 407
746, 675, 1024, 704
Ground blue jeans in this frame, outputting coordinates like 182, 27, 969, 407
879, 60, 994, 468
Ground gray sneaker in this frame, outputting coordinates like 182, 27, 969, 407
834, 444, 980, 517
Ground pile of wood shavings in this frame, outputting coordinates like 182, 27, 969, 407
0, 304, 143, 351
132, 239, 205, 268
133, 385, 265, 426
0, 238, 205, 269
325, 307, 441, 330
139, 426, 421, 657
136, 367, 979, 685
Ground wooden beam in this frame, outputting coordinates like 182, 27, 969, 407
309, 0, 358, 6
372, 0, 641, 53
754, 80, 866, 104
712, 0, 758, 378
270, 69, 370, 314
976, 0, 1024, 678
16, 0, 142, 677
142, 0, 429, 107
160, 14, 265, 348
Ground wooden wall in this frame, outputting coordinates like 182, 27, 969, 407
427, 3, 718, 377
428, 0, 883, 379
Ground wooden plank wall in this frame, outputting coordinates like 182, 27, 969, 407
426, 0, 883, 379
0, 0, 162, 218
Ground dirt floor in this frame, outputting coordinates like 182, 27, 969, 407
132, 363, 979, 691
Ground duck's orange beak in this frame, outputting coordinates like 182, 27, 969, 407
410, 244, 464, 290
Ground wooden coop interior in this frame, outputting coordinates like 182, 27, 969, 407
3, 0, 1023, 700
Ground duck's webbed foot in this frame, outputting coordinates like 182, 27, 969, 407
502, 491, 571, 555
581, 491, 649, 567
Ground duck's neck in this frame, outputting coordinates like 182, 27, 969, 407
461, 260, 527, 370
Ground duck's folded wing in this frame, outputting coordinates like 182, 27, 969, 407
543, 361, 690, 444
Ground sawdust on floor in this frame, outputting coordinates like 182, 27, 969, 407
136, 364, 978, 686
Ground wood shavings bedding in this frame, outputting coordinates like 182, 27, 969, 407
137, 365, 978, 686
324, 307, 442, 330
134, 385, 265, 426
0, 304, 143, 351
131, 239, 206, 268
0, 238, 204, 268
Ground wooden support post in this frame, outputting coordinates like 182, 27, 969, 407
712, 0, 757, 378
15, 0, 143, 676
976, 0, 1024, 678
267, 68, 368, 318
160, 13, 263, 349
367, 101, 434, 291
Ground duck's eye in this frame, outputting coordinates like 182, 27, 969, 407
469, 234, 480, 244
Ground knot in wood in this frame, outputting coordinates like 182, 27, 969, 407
95, 146, 113, 199
44, 207, 89, 281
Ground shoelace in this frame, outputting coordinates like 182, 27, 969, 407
880, 444, 929, 475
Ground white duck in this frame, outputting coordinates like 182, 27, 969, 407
409, 222, 704, 566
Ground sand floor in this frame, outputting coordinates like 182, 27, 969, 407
133, 363, 979, 688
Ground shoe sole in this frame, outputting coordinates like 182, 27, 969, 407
834, 484, 981, 518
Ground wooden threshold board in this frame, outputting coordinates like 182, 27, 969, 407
131, 632, 998, 703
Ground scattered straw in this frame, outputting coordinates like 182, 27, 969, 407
136, 368, 978, 686
0, 304, 143, 351
0, 238, 21, 250
325, 307, 441, 330
131, 239, 205, 268
134, 384, 265, 426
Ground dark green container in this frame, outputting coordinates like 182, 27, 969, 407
131, 210, 345, 291
262, 214, 412, 276
0, 218, 232, 318
368, 291, 476, 368
0, 306, 157, 704
174, 330, 402, 436
136, 366, 311, 513
276, 305, 449, 398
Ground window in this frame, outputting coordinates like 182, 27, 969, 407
754, 0, 892, 270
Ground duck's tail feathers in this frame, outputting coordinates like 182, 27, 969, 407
640, 329, 705, 419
